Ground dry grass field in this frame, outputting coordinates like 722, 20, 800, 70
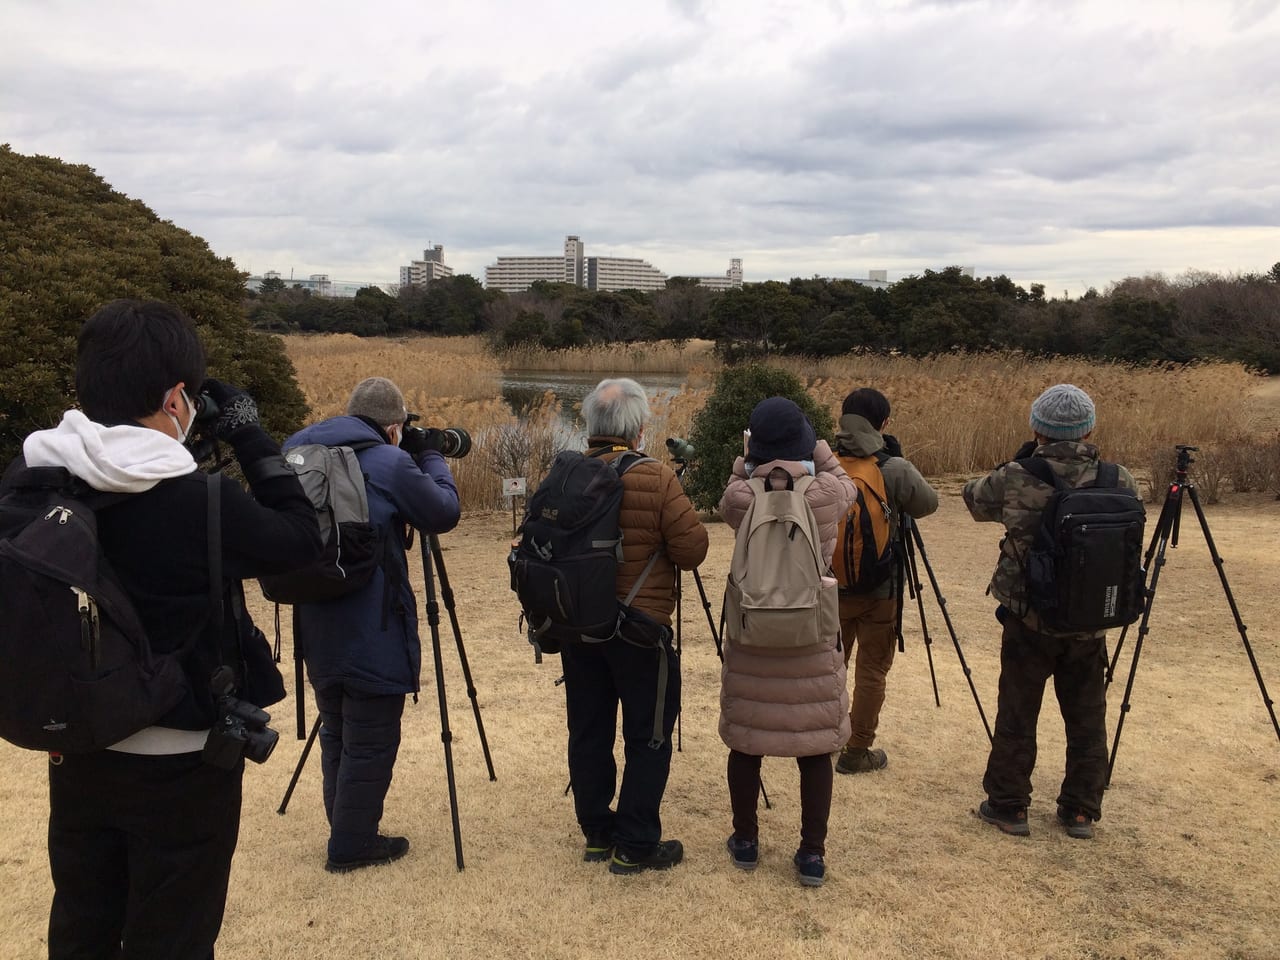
1, 337, 1278, 959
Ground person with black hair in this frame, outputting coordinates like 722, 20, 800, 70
7, 299, 323, 959
833, 388, 938, 775
289, 376, 461, 873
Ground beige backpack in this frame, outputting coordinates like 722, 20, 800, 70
723, 474, 841, 649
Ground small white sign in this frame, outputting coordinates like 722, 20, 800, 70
503, 477, 527, 496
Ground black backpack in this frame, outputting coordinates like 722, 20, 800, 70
0, 464, 188, 753
1020, 457, 1146, 633
508, 448, 657, 655
259, 441, 383, 604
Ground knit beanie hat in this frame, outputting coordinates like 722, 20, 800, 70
747, 396, 817, 463
1029, 384, 1096, 441
347, 376, 407, 427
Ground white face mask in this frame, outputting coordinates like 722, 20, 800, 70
166, 387, 197, 444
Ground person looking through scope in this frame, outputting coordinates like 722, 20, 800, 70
561, 377, 708, 875
964, 383, 1139, 840
3, 299, 323, 958
288, 376, 460, 873
833, 388, 938, 775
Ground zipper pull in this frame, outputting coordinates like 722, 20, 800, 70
74, 588, 101, 669
45, 506, 73, 524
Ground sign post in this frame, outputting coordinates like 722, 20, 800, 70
503, 477, 527, 535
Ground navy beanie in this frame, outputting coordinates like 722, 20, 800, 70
747, 396, 817, 463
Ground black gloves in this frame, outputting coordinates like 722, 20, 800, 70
399, 424, 437, 456
200, 378, 261, 440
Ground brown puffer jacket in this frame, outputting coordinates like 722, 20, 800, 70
716, 440, 855, 757
591, 437, 709, 626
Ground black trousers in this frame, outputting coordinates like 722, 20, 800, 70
47, 750, 243, 960
560, 635, 680, 858
313, 682, 404, 856
983, 615, 1109, 820
727, 750, 833, 856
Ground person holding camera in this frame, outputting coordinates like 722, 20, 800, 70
963, 384, 1137, 840
289, 376, 460, 873
833, 388, 938, 775
564, 378, 708, 875
10, 299, 323, 959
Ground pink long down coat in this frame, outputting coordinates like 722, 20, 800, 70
717, 440, 856, 757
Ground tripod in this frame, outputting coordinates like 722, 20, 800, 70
897, 516, 994, 744
278, 530, 496, 872
1106, 445, 1280, 785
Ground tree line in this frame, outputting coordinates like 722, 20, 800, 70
250, 265, 1280, 371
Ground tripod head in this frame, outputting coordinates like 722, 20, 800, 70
1175, 444, 1197, 480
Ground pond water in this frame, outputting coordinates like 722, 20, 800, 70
500, 370, 691, 419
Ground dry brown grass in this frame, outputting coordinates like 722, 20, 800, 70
495, 339, 718, 373
3, 497, 1278, 959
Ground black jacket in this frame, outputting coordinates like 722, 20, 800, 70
91, 425, 323, 727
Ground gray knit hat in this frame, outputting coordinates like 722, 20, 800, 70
1030, 384, 1096, 440
347, 376, 407, 427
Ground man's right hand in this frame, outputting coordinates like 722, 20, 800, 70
200, 378, 261, 440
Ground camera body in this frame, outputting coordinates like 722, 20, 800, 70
202, 667, 278, 770
401, 413, 472, 458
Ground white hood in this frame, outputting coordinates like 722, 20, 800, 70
23, 409, 197, 493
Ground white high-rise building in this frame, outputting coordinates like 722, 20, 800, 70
691, 258, 744, 291
587, 256, 668, 293
399, 244, 454, 287
484, 236, 586, 293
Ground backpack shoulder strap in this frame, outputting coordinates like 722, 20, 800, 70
1093, 461, 1120, 488
613, 451, 657, 476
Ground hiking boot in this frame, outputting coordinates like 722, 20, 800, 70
977, 800, 1030, 837
1057, 806, 1095, 840
325, 834, 410, 873
726, 835, 758, 871
583, 833, 614, 863
836, 746, 888, 775
793, 851, 826, 887
608, 839, 684, 875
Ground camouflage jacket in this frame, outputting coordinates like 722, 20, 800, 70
962, 441, 1138, 621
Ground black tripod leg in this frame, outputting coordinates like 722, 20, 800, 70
760, 775, 771, 810
278, 714, 321, 815
420, 547, 465, 870
904, 525, 940, 707
427, 534, 497, 780
910, 523, 992, 743
1108, 523, 1171, 786
691, 567, 721, 649
1109, 491, 1177, 685
1185, 486, 1280, 743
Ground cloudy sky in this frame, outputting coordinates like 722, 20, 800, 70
4, 0, 1278, 296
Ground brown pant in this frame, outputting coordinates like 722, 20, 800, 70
839, 593, 898, 749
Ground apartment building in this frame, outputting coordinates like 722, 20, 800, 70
399, 244, 455, 287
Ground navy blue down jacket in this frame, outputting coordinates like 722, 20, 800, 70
290, 416, 460, 695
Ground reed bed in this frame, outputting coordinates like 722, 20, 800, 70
279, 336, 1278, 509
494, 340, 718, 374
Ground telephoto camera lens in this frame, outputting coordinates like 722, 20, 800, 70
438, 427, 472, 458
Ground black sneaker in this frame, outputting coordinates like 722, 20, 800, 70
583, 833, 614, 863
1056, 806, 1095, 840
977, 800, 1030, 837
793, 851, 826, 887
726, 834, 758, 871
325, 834, 410, 873
609, 839, 684, 875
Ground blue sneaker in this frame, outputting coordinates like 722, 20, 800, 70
794, 850, 825, 887
726, 835, 758, 871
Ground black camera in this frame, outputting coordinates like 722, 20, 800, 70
202, 667, 279, 770
401, 413, 472, 458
